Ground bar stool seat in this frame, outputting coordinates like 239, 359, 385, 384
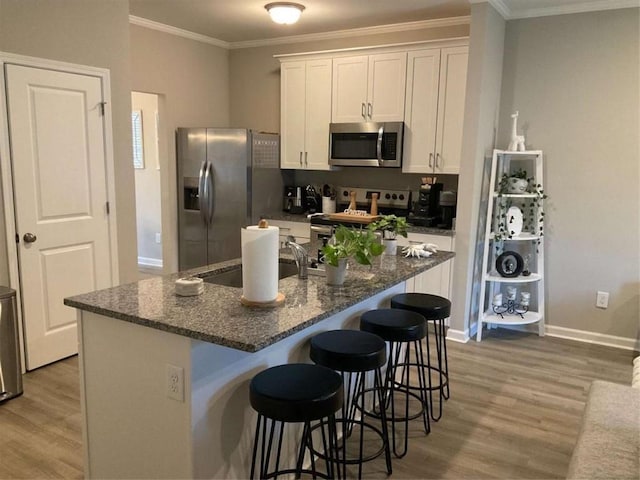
360, 309, 430, 458
250, 363, 343, 479
390, 293, 452, 421
310, 330, 392, 479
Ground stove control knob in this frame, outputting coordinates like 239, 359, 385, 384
385, 193, 391, 199
399, 194, 405, 200
392, 194, 397, 200
343, 190, 349, 197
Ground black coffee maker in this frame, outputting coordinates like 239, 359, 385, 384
438, 191, 457, 229
412, 180, 443, 227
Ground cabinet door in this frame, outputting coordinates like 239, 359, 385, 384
402, 49, 441, 173
332, 56, 368, 123
304, 59, 332, 170
406, 233, 453, 299
367, 52, 407, 122
281, 61, 306, 169
434, 46, 468, 175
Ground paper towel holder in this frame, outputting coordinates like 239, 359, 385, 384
240, 218, 285, 308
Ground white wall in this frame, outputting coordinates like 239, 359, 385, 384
133, 92, 162, 267
130, 24, 230, 274
449, 2, 506, 341
498, 9, 639, 341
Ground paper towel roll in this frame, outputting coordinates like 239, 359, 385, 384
241, 224, 279, 303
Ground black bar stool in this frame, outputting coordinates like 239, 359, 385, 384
249, 363, 343, 479
310, 330, 392, 479
359, 309, 430, 458
390, 293, 452, 421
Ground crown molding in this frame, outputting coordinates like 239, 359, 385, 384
510, 0, 640, 19
129, 14, 470, 50
129, 15, 230, 49
229, 16, 470, 49
469, 0, 639, 20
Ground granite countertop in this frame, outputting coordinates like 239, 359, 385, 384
65, 250, 454, 353
267, 212, 456, 237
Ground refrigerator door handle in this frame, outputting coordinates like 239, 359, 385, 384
198, 160, 208, 225
205, 161, 214, 225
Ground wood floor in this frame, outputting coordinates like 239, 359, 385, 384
0, 330, 634, 479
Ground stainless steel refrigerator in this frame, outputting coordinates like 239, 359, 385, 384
177, 128, 282, 271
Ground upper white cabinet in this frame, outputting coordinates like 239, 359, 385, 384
280, 59, 332, 170
403, 46, 468, 174
332, 52, 407, 123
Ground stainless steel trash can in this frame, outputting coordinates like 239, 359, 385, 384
0, 286, 22, 402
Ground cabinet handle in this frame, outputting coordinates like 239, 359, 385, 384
304, 151, 308, 166
428, 153, 434, 168
361, 102, 366, 118
367, 103, 372, 118
436, 153, 441, 169
299, 151, 303, 166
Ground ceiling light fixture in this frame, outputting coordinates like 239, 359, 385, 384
265, 2, 305, 25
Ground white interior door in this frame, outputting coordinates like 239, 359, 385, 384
5, 64, 114, 369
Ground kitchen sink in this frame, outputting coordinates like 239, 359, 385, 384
200, 260, 299, 288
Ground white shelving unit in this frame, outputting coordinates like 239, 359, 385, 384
477, 149, 545, 341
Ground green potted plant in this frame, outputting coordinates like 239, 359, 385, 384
369, 215, 409, 256
322, 225, 385, 285
494, 169, 547, 252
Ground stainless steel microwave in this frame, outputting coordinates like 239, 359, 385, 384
329, 122, 404, 167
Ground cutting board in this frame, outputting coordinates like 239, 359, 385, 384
327, 212, 380, 224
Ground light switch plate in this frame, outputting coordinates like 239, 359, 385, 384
596, 291, 609, 309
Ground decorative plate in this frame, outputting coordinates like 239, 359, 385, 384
495, 251, 524, 277
507, 206, 523, 237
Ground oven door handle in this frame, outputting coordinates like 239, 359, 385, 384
376, 125, 384, 166
311, 225, 333, 235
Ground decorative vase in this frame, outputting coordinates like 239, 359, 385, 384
325, 259, 347, 286
507, 177, 528, 194
382, 238, 398, 256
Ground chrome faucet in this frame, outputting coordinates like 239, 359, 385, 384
285, 235, 308, 279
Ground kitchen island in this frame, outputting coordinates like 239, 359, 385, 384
65, 250, 454, 479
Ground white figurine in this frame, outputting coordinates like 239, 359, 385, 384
402, 243, 438, 258
508, 111, 526, 151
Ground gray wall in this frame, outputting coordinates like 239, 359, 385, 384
451, 2, 506, 338
130, 24, 230, 273
0, 0, 138, 284
498, 9, 639, 340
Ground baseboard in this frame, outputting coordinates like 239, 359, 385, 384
545, 325, 639, 352
138, 256, 163, 268
446, 328, 469, 343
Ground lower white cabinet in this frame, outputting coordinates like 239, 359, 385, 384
398, 233, 454, 300
268, 220, 310, 247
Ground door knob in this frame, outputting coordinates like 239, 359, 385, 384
23, 233, 37, 243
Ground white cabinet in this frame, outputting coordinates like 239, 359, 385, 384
476, 150, 545, 341
280, 59, 332, 170
403, 46, 468, 174
398, 233, 454, 299
332, 52, 407, 123
269, 219, 310, 247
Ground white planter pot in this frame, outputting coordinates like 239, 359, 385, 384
325, 259, 347, 286
382, 238, 398, 256
507, 178, 528, 194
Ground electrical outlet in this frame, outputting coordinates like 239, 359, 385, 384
155, 232, 161, 244
166, 364, 184, 402
596, 291, 609, 309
